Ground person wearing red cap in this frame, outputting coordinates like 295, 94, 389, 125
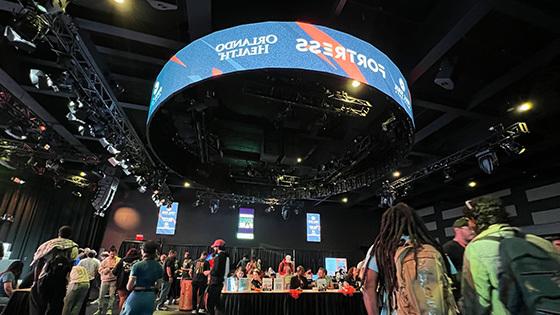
207, 239, 229, 315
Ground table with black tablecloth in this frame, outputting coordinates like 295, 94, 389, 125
223, 290, 366, 315
2, 289, 30, 315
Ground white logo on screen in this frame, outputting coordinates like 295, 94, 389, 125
399, 78, 406, 92
394, 77, 411, 109
152, 81, 163, 103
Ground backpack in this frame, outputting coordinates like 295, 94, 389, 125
483, 228, 560, 315
36, 246, 76, 293
393, 241, 458, 315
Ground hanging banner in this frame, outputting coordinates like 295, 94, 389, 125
156, 202, 179, 235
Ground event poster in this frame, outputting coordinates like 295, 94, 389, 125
156, 202, 179, 235
237, 208, 254, 239
306, 213, 321, 242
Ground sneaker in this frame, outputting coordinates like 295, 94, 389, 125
198, 309, 207, 314
158, 306, 169, 311
191, 310, 198, 314
106, 310, 112, 315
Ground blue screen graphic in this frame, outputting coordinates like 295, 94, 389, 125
148, 22, 413, 125
325, 257, 347, 276
306, 213, 321, 242
156, 202, 179, 235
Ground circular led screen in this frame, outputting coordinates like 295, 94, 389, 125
147, 22, 415, 199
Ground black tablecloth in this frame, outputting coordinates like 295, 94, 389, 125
223, 291, 367, 315
2, 289, 30, 315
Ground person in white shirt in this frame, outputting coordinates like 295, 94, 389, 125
78, 250, 100, 303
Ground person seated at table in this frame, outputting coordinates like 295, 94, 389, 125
250, 270, 262, 290
233, 266, 246, 280
245, 257, 257, 275
343, 267, 361, 289
313, 267, 334, 289
289, 266, 309, 290
0, 260, 23, 304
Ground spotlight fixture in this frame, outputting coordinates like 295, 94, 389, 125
516, 101, 533, 113
1, 213, 15, 223
137, 185, 147, 193
79, 171, 86, 177
29, 69, 54, 90
114, 0, 125, 3
476, 149, 498, 175
183, 181, 191, 188
341, 197, 348, 203
10, 177, 25, 185
3, 26, 36, 52
468, 181, 477, 188
209, 199, 220, 214
296, 157, 303, 163
264, 205, 275, 213
72, 191, 82, 197
192, 199, 204, 207
392, 170, 401, 178
500, 141, 526, 155
443, 167, 454, 183
281, 204, 289, 220
351, 80, 360, 88
4, 125, 27, 140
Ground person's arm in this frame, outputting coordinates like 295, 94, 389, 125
3, 282, 13, 297
362, 269, 379, 315
126, 275, 136, 292
462, 246, 491, 315
166, 264, 173, 283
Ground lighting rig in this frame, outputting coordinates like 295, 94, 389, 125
3, 3, 173, 208
377, 122, 530, 207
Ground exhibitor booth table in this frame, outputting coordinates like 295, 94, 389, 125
222, 290, 367, 315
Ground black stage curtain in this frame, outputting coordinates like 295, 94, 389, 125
0, 176, 106, 269
120, 240, 363, 272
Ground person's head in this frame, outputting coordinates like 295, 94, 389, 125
168, 249, 177, 258
252, 269, 261, 280
200, 251, 208, 259
545, 235, 560, 250
285, 255, 292, 262
372, 203, 445, 309
58, 225, 72, 239
160, 254, 167, 262
3, 260, 24, 278
235, 266, 246, 279
109, 246, 117, 258
464, 196, 509, 233
125, 248, 139, 259
270, 271, 276, 279
87, 250, 97, 258
242, 255, 248, 260
347, 267, 357, 278
296, 265, 305, 276
141, 241, 159, 260
317, 267, 326, 278
183, 251, 190, 259
250, 256, 255, 262
452, 217, 475, 243
211, 239, 226, 252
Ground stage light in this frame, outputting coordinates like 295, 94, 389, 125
476, 150, 498, 175
351, 80, 360, 88
516, 101, 533, 113
501, 141, 526, 155
281, 205, 289, 220
72, 191, 82, 197
29, 69, 54, 90
183, 181, 191, 188
443, 167, 454, 183
341, 197, 348, 203
3, 26, 36, 52
392, 171, 401, 178
468, 181, 477, 188
38, 125, 47, 132
137, 185, 147, 193
209, 199, 220, 214
297, 157, 303, 163
264, 205, 275, 213
4, 125, 27, 140
10, 177, 25, 185
193, 199, 204, 207
114, 0, 125, 3
79, 171, 86, 177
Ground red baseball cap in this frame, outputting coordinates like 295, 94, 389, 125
211, 239, 225, 248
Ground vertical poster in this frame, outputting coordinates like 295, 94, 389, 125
156, 202, 179, 235
306, 213, 321, 242
237, 208, 254, 239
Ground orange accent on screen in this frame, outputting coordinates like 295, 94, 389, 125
170, 55, 187, 67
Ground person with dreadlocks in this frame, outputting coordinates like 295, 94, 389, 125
362, 203, 458, 315
462, 196, 560, 315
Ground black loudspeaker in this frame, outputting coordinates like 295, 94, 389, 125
434, 58, 456, 90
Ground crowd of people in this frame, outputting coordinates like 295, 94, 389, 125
1, 195, 559, 315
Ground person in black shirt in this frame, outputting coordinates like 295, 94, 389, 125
289, 266, 309, 290
191, 251, 210, 314
442, 217, 475, 302
250, 269, 262, 290
207, 239, 228, 315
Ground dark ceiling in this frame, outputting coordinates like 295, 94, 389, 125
1, 0, 559, 208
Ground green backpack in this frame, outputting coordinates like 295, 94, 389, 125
487, 229, 560, 314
